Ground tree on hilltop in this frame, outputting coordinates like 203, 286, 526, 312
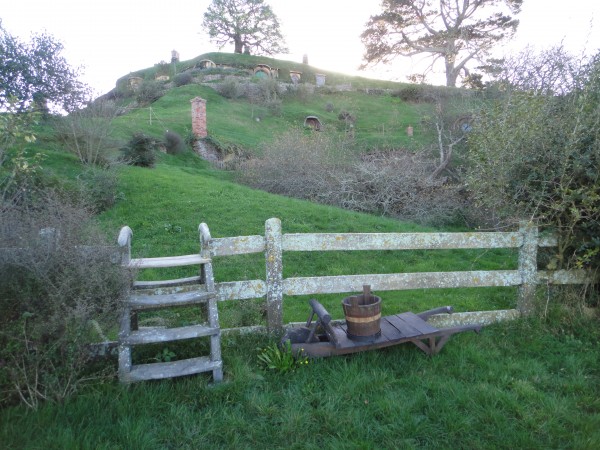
360, 0, 522, 87
202, 0, 288, 56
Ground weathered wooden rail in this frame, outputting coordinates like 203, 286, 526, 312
186, 218, 588, 331
117, 218, 590, 332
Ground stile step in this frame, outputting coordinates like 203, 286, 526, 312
127, 290, 216, 309
133, 276, 203, 289
122, 324, 219, 345
128, 254, 211, 269
127, 356, 222, 382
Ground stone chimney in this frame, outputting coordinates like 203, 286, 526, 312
191, 97, 207, 138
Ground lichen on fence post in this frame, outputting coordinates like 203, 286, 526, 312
517, 222, 539, 315
118, 226, 133, 266
265, 218, 283, 332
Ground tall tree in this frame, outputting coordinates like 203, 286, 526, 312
0, 21, 87, 113
361, 0, 522, 87
202, 0, 288, 55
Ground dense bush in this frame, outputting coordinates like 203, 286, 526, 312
163, 130, 186, 155
217, 76, 244, 99
120, 132, 158, 167
0, 191, 130, 409
467, 49, 600, 269
239, 129, 466, 226
174, 72, 194, 87
135, 80, 164, 105
76, 167, 122, 213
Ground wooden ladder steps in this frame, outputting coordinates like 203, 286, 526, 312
127, 290, 215, 310
133, 275, 203, 289
117, 224, 223, 383
128, 356, 222, 382
128, 254, 211, 269
122, 324, 219, 345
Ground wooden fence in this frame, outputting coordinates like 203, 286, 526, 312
157, 218, 588, 331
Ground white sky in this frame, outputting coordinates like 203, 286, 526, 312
2, 0, 599, 95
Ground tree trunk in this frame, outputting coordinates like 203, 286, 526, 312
445, 61, 459, 87
233, 35, 243, 54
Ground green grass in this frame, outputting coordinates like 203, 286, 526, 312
4, 57, 598, 448
2, 317, 599, 449
96, 156, 518, 328
109, 52, 467, 155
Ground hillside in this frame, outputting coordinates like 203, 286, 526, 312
104, 52, 475, 157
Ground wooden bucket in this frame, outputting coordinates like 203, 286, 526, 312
342, 286, 381, 341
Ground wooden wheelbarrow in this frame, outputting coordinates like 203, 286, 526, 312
284, 299, 482, 357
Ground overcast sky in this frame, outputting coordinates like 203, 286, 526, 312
2, 0, 599, 95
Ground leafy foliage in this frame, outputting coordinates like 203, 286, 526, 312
135, 80, 164, 106
257, 339, 308, 374
0, 21, 88, 112
467, 49, 600, 269
120, 132, 158, 167
202, 0, 288, 55
163, 130, 186, 155
173, 72, 193, 87
361, 0, 522, 87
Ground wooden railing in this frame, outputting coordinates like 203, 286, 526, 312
118, 218, 590, 331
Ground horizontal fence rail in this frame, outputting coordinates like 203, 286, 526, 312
117, 219, 591, 331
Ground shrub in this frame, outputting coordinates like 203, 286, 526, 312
174, 72, 193, 87
76, 167, 122, 213
135, 80, 164, 105
120, 132, 158, 167
467, 49, 600, 269
217, 76, 244, 99
0, 191, 130, 408
54, 100, 119, 167
392, 85, 426, 102
163, 130, 186, 155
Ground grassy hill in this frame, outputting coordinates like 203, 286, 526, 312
107, 52, 474, 155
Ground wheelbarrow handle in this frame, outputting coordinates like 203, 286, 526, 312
309, 298, 331, 325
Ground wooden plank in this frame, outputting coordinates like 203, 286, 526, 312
538, 234, 558, 247
282, 232, 522, 252
122, 324, 219, 345
283, 270, 521, 296
214, 279, 266, 301
537, 269, 592, 285
208, 235, 265, 256
127, 290, 215, 309
133, 276, 202, 289
379, 318, 403, 341
385, 314, 424, 338
128, 356, 221, 382
396, 312, 438, 335
129, 254, 211, 269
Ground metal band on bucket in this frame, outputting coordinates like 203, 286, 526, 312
345, 313, 381, 323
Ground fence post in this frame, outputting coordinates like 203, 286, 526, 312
265, 218, 283, 332
518, 222, 539, 315
117, 226, 133, 266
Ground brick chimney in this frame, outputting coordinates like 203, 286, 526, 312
191, 97, 207, 138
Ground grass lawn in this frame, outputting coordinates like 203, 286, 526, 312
97, 154, 518, 329
1, 316, 599, 449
